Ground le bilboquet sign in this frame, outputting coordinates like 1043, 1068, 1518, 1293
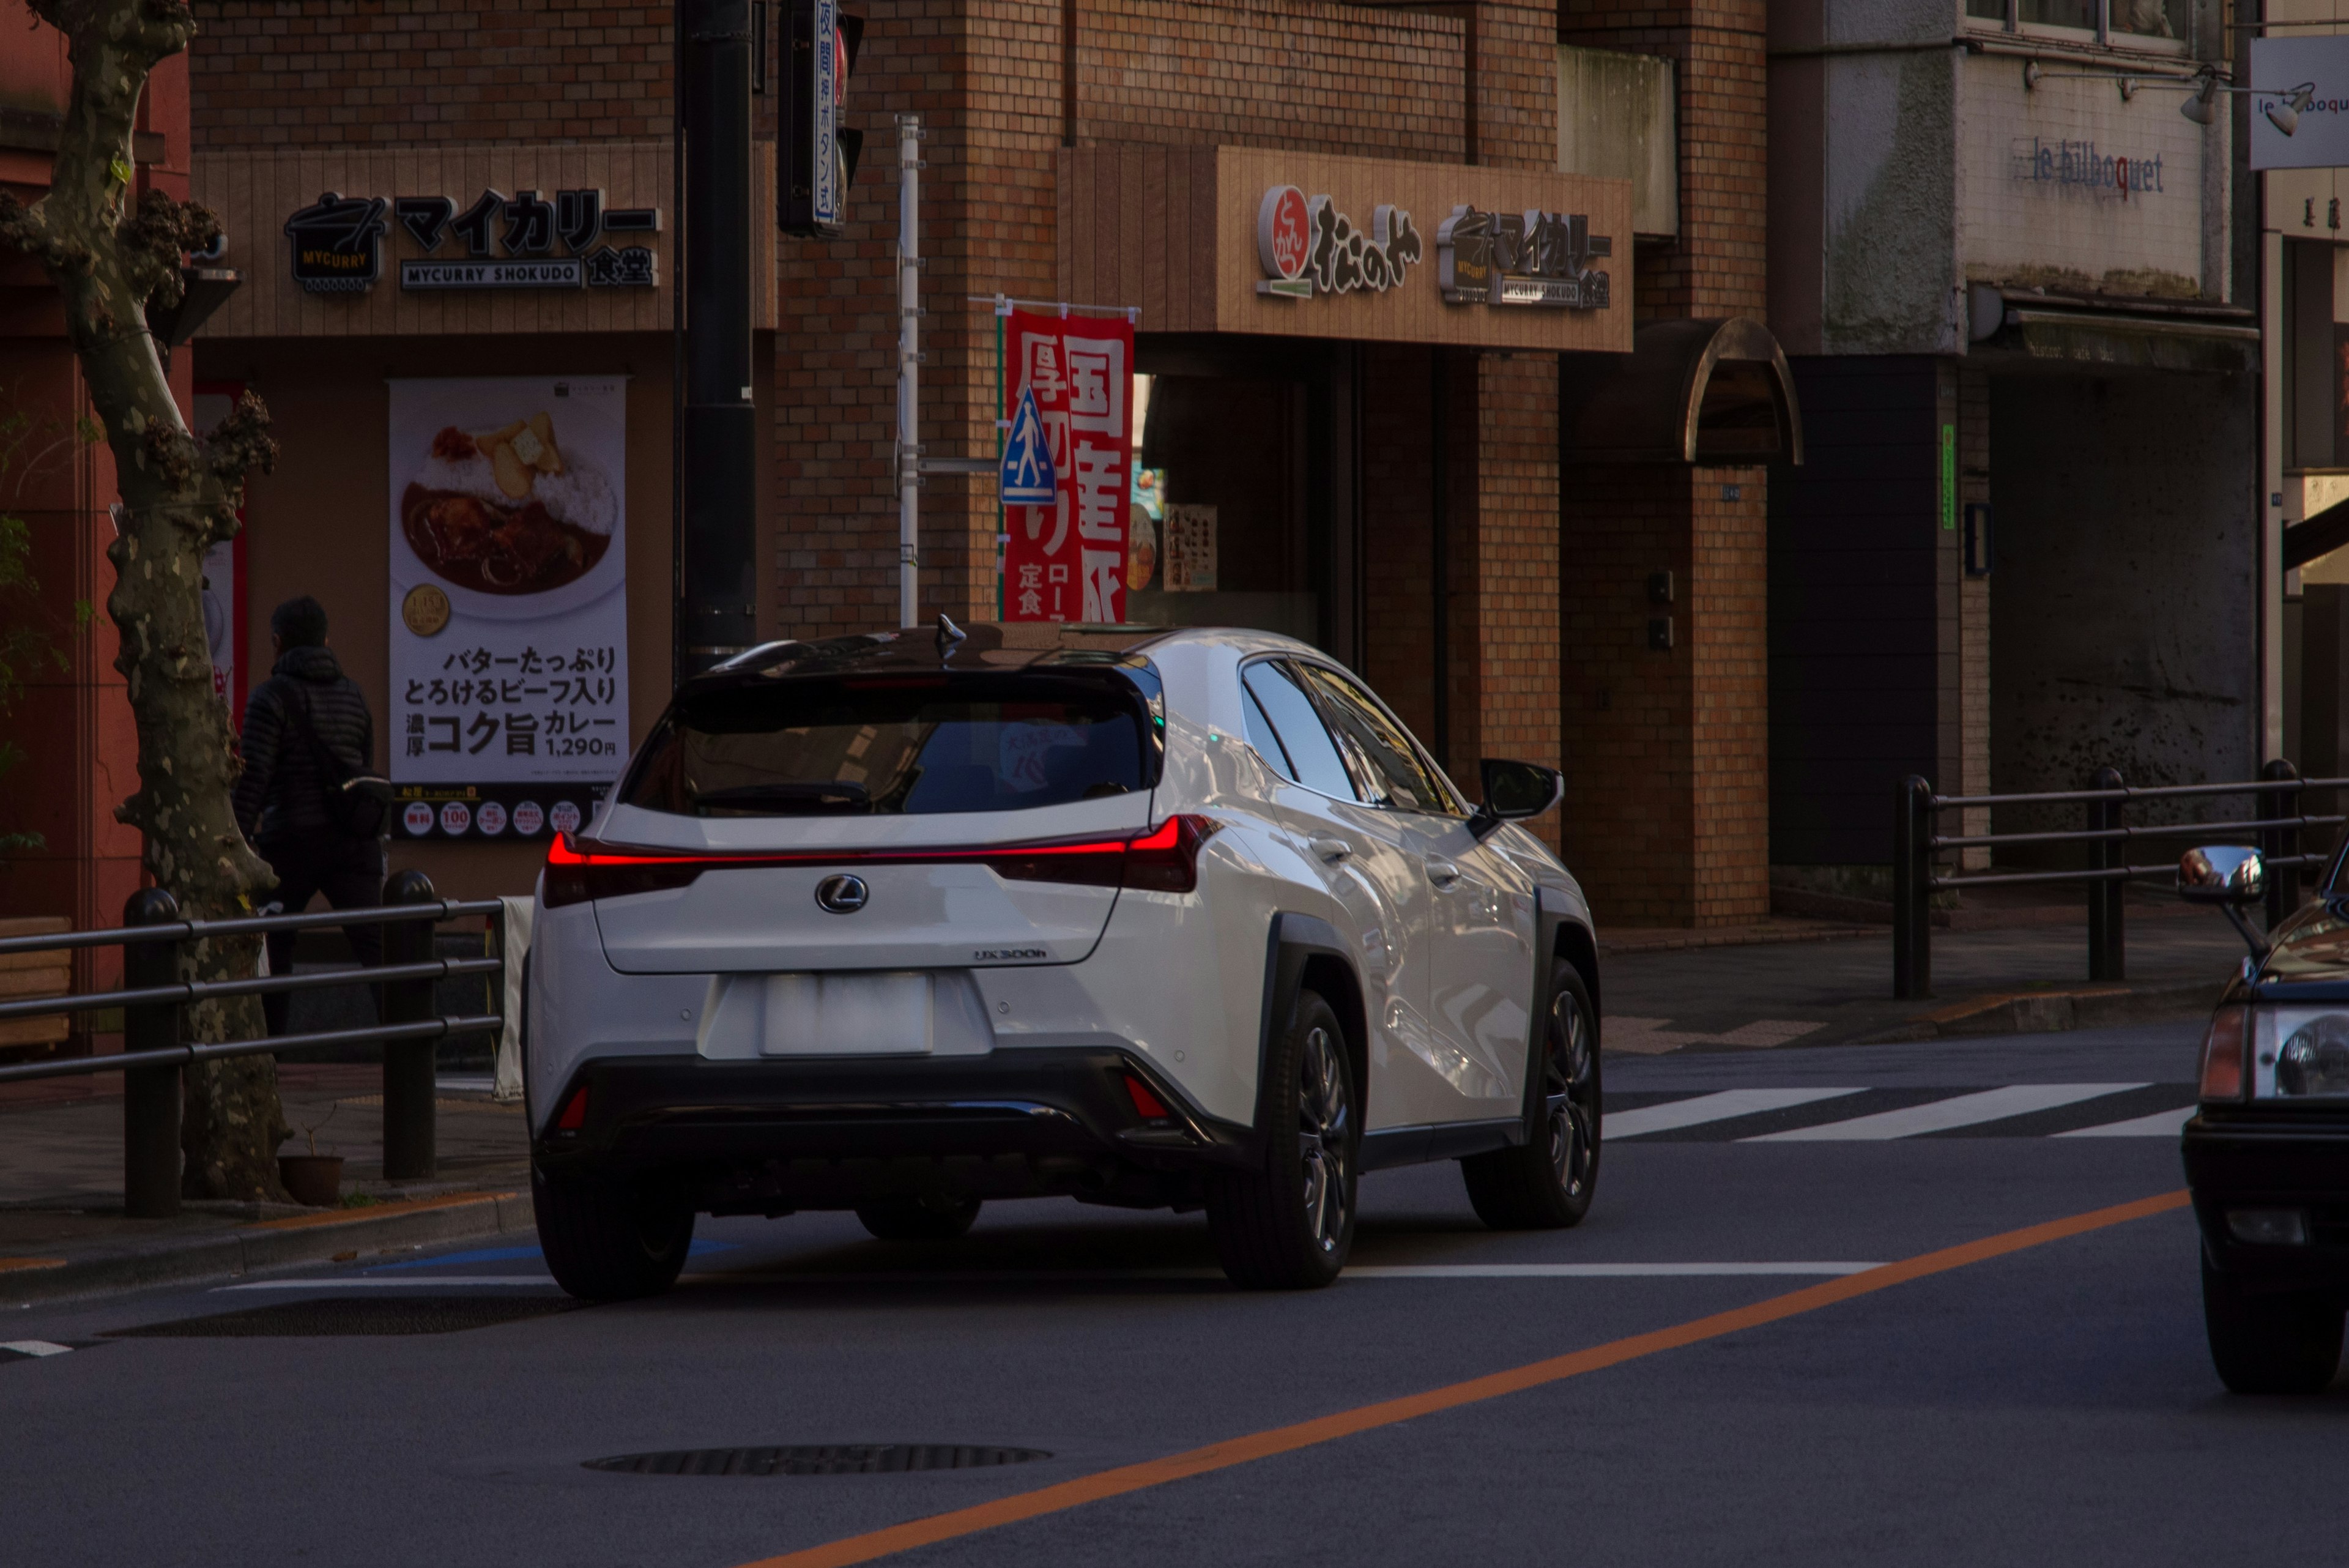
1254, 184, 1612, 310
284, 188, 661, 295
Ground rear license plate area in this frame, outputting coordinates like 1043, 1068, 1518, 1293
760, 972, 932, 1056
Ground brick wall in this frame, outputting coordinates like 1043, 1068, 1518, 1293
1560, 0, 1766, 321
1688, 468, 1768, 919
189, 0, 674, 147
1465, 351, 1562, 853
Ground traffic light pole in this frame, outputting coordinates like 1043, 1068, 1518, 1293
896, 111, 922, 630
676, 0, 758, 682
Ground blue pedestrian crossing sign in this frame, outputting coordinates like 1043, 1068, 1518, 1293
1000, 385, 1057, 506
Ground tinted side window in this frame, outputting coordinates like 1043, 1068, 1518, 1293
1242, 661, 1357, 800
1242, 688, 1295, 779
1294, 664, 1461, 815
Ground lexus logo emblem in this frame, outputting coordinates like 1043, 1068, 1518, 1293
814, 874, 869, 915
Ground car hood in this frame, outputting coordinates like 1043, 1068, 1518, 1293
2254, 897, 2349, 992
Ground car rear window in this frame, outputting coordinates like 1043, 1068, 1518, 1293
619, 674, 1153, 817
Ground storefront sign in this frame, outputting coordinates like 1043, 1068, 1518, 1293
284, 193, 388, 294
1255, 186, 1423, 300
1001, 310, 1134, 624
387, 377, 630, 840
1436, 207, 1612, 309
286, 188, 658, 297
2250, 37, 2349, 171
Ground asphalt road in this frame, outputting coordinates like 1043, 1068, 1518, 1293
6, 1019, 2337, 1568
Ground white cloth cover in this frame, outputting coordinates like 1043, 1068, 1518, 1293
494, 895, 533, 1102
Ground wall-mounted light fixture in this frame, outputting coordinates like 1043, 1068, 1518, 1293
2022, 59, 2312, 132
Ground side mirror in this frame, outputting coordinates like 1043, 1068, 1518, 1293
1468, 759, 1563, 841
2179, 845, 2264, 906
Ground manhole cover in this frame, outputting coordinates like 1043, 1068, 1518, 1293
106, 1296, 576, 1337
584, 1445, 1051, 1477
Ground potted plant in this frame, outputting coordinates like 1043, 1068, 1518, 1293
277, 1103, 344, 1207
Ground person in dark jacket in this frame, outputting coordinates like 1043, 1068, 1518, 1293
234, 596, 384, 1035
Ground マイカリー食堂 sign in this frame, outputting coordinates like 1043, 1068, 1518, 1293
284, 188, 660, 295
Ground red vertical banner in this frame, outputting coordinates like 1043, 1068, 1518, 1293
1001, 309, 1132, 623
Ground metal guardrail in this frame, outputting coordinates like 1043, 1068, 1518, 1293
0, 869, 505, 1217
1892, 762, 2349, 999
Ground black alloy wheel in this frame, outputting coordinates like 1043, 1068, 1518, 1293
1461, 963, 1601, 1230
533, 1164, 696, 1302
1207, 989, 1357, 1289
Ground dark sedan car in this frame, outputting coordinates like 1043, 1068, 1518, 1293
2181, 844, 2349, 1393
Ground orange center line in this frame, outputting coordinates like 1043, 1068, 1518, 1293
733, 1189, 2192, 1568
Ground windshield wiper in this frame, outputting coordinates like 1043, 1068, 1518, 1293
694, 782, 871, 815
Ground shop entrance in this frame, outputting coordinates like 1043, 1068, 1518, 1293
1126, 336, 1360, 665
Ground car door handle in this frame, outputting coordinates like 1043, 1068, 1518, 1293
1307, 836, 1353, 863
1425, 858, 1461, 888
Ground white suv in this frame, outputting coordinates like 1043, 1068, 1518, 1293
527, 622, 1603, 1296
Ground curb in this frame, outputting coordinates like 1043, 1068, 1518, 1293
1860, 981, 2224, 1043
0, 1188, 535, 1308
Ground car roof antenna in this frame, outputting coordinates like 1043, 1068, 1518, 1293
936, 612, 967, 655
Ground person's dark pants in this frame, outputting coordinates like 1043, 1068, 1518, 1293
258, 836, 387, 1036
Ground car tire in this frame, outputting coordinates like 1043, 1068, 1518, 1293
533, 1164, 694, 1302
1206, 989, 1357, 1290
855, 1195, 982, 1241
1460, 964, 1600, 1231
2203, 1257, 2345, 1394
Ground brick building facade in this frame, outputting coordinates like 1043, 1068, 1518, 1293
0, 0, 1799, 938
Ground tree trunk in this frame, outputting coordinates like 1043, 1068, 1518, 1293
1, 0, 291, 1200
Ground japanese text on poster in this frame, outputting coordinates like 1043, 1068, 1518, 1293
387, 377, 629, 839
1001, 310, 1134, 623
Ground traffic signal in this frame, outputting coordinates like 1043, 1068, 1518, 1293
781, 0, 864, 237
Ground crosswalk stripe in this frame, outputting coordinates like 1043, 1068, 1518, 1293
1741, 1083, 2147, 1142
2055, 1105, 2199, 1139
1608, 1087, 1868, 1140
0, 1340, 73, 1358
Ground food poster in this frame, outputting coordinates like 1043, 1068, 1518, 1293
387, 377, 629, 841
1001, 310, 1134, 623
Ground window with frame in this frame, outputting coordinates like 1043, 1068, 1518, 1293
1291, 664, 1463, 816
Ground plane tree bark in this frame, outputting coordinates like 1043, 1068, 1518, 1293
0, 0, 291, 1200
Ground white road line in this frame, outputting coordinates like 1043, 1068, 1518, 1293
1744, 1083, 2147, 1142
218, 1277, 555, 1291
2055, 1104, 2198, 1139
0, 1340, 73, 1356
1607, 1087, 1868, 1140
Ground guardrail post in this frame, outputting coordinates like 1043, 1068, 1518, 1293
120, 888, 183, 1219
2265, 757, 2303, 931
2088, 767, 2125, 983
380, 870, 437, 1181
1893, 776, 1933, 999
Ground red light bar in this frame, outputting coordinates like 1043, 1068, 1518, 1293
540, 816, 1221, 907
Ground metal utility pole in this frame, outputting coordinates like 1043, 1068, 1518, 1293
676, 0, 758, 683
896, 111, 922, 628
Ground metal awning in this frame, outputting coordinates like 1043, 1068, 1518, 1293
1966, 284, 2258, 376
1560, 316, 1803, 464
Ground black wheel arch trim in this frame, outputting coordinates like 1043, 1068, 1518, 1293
1516, 893, 1598, 1145
1252, 912, 1368, 1168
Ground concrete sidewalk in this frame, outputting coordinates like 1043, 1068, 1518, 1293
0, 1064, 533, 1306
1600, 903, 2248, 1053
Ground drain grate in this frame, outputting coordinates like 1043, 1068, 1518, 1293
585, 1444, 1050, 1477
106, 1296, 576, 1337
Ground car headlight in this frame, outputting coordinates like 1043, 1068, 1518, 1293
2278, 1014, 2349, 1098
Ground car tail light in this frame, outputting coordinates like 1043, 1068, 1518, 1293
538, 816, 1222, 907
1121, 814, 1221, 894
2199, 1008, 2248, 1102
554, 1083, 590, 1132
1124, 1074, 1171, 1121
542, 833, 705, 908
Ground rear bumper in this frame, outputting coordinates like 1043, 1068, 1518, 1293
2183, 1113, 2349, 1291
534, 1049, 1258, 1213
